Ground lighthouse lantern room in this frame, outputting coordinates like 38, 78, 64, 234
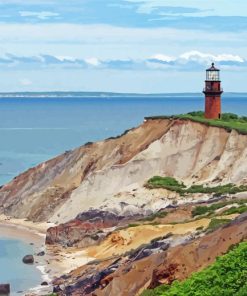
203, 63, 223, 119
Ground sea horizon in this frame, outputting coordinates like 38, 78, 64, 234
0, 91, 247, 98
0, 93, 247, 187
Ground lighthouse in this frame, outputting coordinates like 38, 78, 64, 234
203, 63, 223, 119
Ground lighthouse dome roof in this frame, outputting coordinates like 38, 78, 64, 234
207, 63, 220, 71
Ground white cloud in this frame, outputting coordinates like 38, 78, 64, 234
19, 11, 59, 20
179, 50, 244, 63
55, 56, 77, 62
150, 54, 175, 62
85, 57, 101, 66
0, 50, 246, 72
0, 22, 246, 66
215, 54, 244, 63
125, 0, 247, 17
147, 50, 247, 72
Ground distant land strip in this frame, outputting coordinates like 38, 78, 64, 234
0, 92, 247, 98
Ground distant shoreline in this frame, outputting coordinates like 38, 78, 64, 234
0, 92, 246, 99
0, 92, 203, 98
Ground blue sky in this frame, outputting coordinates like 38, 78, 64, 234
1, 0, 247, 92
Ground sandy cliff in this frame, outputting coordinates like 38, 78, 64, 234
1, 118, 247, 224
1, 118, 247, 295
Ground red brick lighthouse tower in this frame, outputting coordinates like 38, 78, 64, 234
203, 63, 223, 119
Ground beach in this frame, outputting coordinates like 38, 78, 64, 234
0, 215, 95, 295
0, 216, 51, 295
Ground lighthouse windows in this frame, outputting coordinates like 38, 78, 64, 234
207, 71, 220, 81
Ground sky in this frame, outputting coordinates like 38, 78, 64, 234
1, 0, 247, 93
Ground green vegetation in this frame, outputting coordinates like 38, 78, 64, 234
140, 210, 168, 222
222, 205, 247, 215
146, 176, 247, 197
128, 223, 140, 228
145, 176, 186, 195
178, 112, 247, 135
146, 112, 247, 135
192, 200, 247, 217
192, 202, 230, 217
147, 176, 186, 189
207, 218, 231, 231
141, 241, 247, 296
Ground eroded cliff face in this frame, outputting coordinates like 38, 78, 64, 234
0, 119, 171, 221
1, 118, 247, 296
1, 118, 247, 225
52, 212, 247, 296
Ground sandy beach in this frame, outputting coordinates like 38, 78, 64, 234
0, 215, 52, 295
0, 215, 95, 295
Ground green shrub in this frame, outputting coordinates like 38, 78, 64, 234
207, 218, 231, 231
187, 111, 204, 117
128, 223, 140, 228
240, 116, 247, 122
147, 176, 186, 189
141, 241, 247, 296
221, 113, 239, 121
222, 205, 247, 215
147, 176, 247, 197
192, 202, 229, 217
140, 211, 167, 222
192, 206, 209, 217
235, 282, 247, 296
192, 200, 247, 218
146, 112, 247, 135
175, 111, 247, 135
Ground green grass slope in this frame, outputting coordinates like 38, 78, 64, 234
146, 176, 247, 196
145, 112, 247, 135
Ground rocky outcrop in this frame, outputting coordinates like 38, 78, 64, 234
47, 210, 121, 247
53, 213, 247, 296
0, 284, 10, 295
22, 255, 34, 264
46, 209, 144, 247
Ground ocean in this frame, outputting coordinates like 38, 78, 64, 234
0, 237, 42, 295
1, 94, 247, 187
0, 93, 247, 292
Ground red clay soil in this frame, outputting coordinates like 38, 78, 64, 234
94, 213, 247, 296
53, 213, 247, 296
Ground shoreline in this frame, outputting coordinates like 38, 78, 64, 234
0, 216, 95, 295
0, 218, 52, 295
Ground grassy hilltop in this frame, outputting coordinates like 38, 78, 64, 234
146, 111, 247, 135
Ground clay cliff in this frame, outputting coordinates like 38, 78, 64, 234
0, 118, 247, 295
1, 118, 247, 224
